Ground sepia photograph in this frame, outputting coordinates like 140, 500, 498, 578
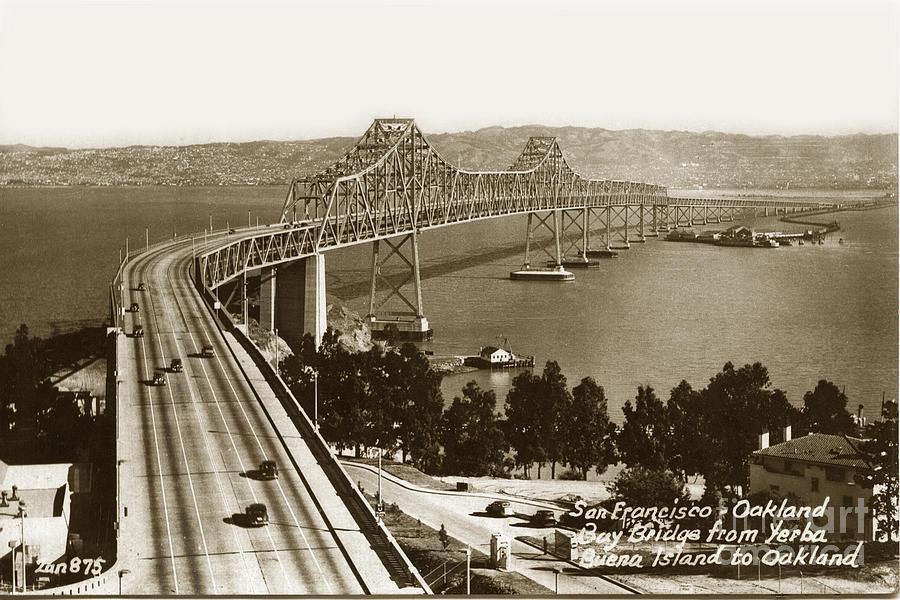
0, 0, 897, 595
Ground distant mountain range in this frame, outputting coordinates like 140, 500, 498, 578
1, 126, 896, 190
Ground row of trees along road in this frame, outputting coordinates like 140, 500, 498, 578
280, 330, 896, 526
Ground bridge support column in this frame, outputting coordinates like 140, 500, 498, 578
765, 207, 769, 217
703, 206, 709, 225
638, 205, 646, 241
606, 206, 612, 250
275, 254, 327, 348
367, 233, 433, 341
259, 267, 277, 332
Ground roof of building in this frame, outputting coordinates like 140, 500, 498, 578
753, 433, 872, 470
480, 346, 507, 356
0, 458, 71, 519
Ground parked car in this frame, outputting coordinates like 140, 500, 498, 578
133, 325, 144, 337
130, 302, 139, 312
531, 509, 557, 527
152, 373, 167, 386
486, 500, 513, 517
259, 460, 278, 480
170, 358, 183, 373
246, 503, 268, 526
201, 345, 215, 358
137, 282, 147, 291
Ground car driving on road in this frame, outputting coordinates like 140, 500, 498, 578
133, 325, 144, 337
152, 373, 167, 386
201, 345, 215, 358
531, 509, 557, 527
486, 500, 513, 517
259, 460, 278, 480
170, 358, 183, 373
246, 503, 268, 526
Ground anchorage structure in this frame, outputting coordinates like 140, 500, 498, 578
197, 118, 836, 344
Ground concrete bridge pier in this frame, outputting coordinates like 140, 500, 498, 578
256, 255, 327, 348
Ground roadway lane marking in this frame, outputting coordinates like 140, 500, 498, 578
164, 266, 294, 593
146, 259, 218, 592
156, 257, 263, 595
131, 272, 180, 594
171, 263, 334, 594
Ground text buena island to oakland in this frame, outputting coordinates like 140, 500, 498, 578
567, 496, 868, 569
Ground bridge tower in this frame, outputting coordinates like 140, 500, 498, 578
366, 232, 432, 341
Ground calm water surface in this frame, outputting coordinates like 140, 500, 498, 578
0, 186, 896, 423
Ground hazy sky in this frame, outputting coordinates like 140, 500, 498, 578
0, 0, 897, 147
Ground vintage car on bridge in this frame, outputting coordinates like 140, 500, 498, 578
170, 358, 183, 373
130, 302, 139, 312
152, 373, 166, 386
201, 345, 215, 358
245, 503, 269, 526
137, 282, 147, 291
259, 460, 278, 480
133, 325, 144, 337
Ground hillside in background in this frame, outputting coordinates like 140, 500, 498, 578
1, 126, 896, 190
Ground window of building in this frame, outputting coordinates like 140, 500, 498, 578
826, 467, 846, 482
811, 477, 819, 492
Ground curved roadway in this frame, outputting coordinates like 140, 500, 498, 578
115, 235, 402, 594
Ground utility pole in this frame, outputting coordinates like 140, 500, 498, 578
145, 227, 149, 252
377, 450, 383, 518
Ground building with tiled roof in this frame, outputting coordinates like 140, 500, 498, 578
749, 427, 873, 540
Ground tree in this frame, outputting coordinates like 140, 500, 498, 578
618, 385, 668, 471
394, 344, 444, 473
858, 400, 898, 544
798, 379, 855, 435
441, 381, 509, 476
504, 370, 546, 478
665, 380, 710, 479
560, 377, 617, 479
312, 328, 370, 456
539, 361, 572, 479
700, 362, 795, 494
610, 467, 690, 529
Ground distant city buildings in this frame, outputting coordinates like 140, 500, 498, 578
1, 130, 896, 189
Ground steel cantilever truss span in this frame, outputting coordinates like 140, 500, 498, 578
280, 118, 669, 244
199, 118, 835, 289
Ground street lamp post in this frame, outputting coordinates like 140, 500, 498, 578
8, 540, 16, 595
465, 546, 471, 595
118, 569, 131, 595
17, 500, 26, 593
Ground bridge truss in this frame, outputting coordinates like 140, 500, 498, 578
200, 117, 836, 292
